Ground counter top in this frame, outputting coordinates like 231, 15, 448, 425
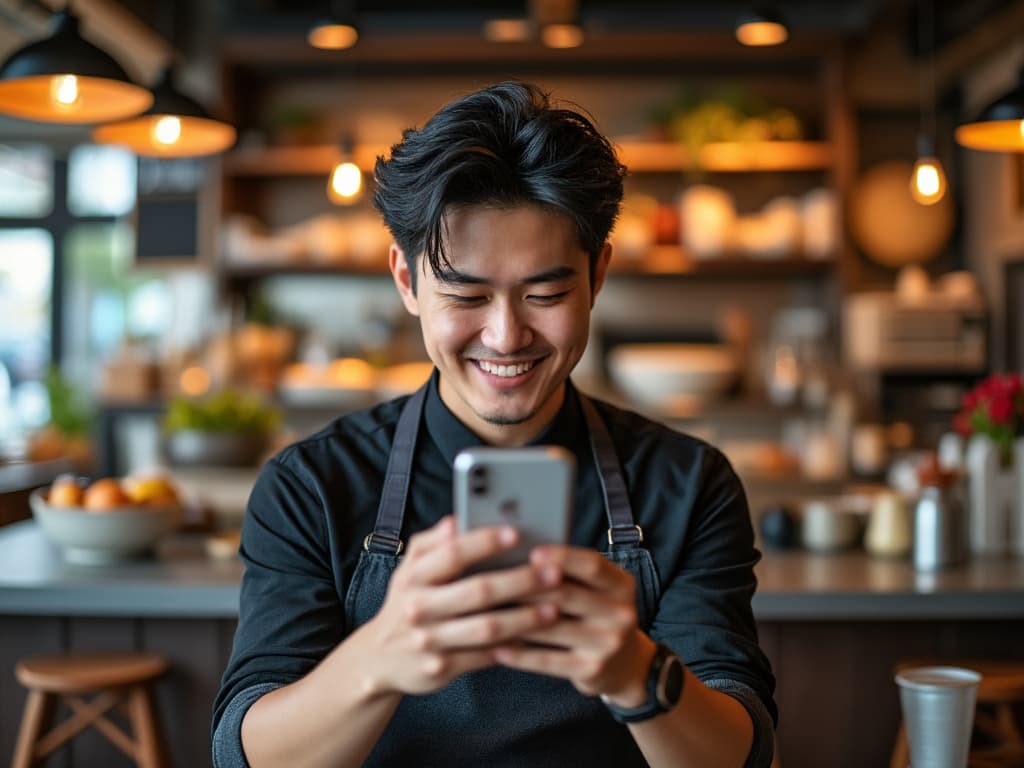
1, 521, 1023, 619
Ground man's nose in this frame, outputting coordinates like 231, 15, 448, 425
480, 299, 533, 354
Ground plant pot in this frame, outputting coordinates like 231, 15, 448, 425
163, 429, 268, 468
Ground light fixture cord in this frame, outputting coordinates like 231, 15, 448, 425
918, 0, 937, 145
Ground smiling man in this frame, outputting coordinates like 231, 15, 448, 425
213, 82, 776, 768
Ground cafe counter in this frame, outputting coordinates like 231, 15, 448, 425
1, 520, 1023, 768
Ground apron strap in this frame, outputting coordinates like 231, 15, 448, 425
578, 394, 642, 549
365, 383, 428, 555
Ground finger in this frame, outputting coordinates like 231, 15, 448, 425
404, 515, 456, 558
530, 546, 634, 596
417, 648, 501, 684
518, 618, 626, 652
492, 644, 577, 679
407, 564, 562, 622
409, 604, 559, 651
517, 582, 637, 629
404, 526, 520, 585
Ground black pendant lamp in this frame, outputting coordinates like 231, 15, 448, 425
91, 68, 236, 158
0, 9, 152, 124
955, 67, 1024, 152
735, 7, 789, 47
308, 0, 359, 50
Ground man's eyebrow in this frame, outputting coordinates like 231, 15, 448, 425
436, 265, 578, 287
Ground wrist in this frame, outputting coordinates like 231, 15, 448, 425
601, 641, 686, 724
599, 632, 656, 708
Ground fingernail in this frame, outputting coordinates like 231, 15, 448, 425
540, 565, 560, 585
530, 547, 552, 564
539, 603, 558, 621
498, 526, 518, 545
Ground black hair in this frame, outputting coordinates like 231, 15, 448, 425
373, 81, 626, 291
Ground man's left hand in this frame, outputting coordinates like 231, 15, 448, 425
492, 545, 656, 706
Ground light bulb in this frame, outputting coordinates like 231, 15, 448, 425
308, 23, 358, 50
541, 23, 584, 49
911, 156, 947, 205
328, 161, 362, 203
735, 21, 788, 47
51, 75, 79, 108
153, 116, 183, 146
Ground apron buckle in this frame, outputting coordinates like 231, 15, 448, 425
364, 533, 405, 555
607, 524, 643, 546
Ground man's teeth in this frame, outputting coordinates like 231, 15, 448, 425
478, 360, 534, 377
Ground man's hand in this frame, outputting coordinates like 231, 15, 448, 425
354, 516, 562, 697
491, 546, 656, 706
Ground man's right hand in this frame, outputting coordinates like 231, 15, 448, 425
353, 515, 562, 697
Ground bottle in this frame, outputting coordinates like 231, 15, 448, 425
913, 454, 966, 571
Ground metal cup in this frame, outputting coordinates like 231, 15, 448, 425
895, 666, 981, 768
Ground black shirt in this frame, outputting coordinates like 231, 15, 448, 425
213, 374, 777, 767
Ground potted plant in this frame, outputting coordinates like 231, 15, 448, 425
162, 390, 281, 468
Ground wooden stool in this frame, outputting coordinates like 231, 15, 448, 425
12, 651, 168, 768
890, 660, 1024, 768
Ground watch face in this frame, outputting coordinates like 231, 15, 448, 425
657, 655, 684, 709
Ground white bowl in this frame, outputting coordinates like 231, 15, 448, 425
30, 490, 181, 565
607, 344, 737, 409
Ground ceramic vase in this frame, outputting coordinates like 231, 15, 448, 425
964, 434, 1024, 556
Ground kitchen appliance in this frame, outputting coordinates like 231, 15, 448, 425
843, 291, 986, 372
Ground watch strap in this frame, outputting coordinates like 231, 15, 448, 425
602, 643, 683, 724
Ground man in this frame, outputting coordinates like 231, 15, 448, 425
213, 81, 776, 768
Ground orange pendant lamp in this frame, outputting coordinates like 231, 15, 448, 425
955, 67, 1024, 152
735, 7, 789, 47
0, 9, 152, 124
92, 68, 236, 158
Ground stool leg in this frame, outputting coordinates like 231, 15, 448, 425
890, 723, 909, 768
127, 684, 164, 768
12, 690, 55, 768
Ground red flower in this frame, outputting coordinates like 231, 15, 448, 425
952, 411, 973, 436
988, 395, 1015, 425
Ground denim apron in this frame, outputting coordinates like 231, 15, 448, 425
343, 384, 662, 767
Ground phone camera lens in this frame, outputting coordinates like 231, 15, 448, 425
471, 466, 487, 480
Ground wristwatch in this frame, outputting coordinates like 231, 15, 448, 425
601, 642, 685, 724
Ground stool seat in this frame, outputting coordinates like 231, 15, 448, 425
16, 652, 168, 694
891, 658, 1024, 768
12, 651, 168, 768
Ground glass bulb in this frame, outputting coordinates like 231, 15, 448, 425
911, 156, 947, 205
153, 116, 183, 146
735, 21, 788, 46
51, 75, 80, 107
541, 23, 584, 49
328, 161, 362, 203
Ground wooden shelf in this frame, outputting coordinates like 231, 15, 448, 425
608, 247, 836, 277
217, 249, 834, 285
223, 139, 832, 178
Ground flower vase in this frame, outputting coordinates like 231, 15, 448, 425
965, 434, 1021, 556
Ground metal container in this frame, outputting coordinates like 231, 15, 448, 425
913, 485, 966, 571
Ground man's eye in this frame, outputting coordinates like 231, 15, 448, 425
527, 291, 570, 303
445, 294, 486, 304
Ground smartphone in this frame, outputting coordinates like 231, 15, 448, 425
453, 446, 575, 572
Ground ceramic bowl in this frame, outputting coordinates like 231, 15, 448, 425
607, 344, 737, 409
163, 429, 268, 468
30, 489, 180, 565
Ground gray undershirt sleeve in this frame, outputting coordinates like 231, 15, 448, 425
704, 678, 776, 768
212, 682, 284, 768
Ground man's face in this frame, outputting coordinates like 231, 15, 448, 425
390, 203, 611, 446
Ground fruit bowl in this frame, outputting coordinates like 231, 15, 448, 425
607, 343, 738, 410
29, 485, 181, 565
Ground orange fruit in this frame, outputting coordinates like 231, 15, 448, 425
48, 476, 84, 507
124, 476, 180, 506
82, 478, 131, 511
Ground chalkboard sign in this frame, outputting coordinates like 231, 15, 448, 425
133, 156, 214, 264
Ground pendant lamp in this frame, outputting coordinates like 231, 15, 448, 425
955, 67, 1024, 152
735, 7, 789, 47
91, 69, 236, 158
910, 0, 947, 205
327, 137, 363, 204
0, 9, 152, 124
308, 1, 359, 50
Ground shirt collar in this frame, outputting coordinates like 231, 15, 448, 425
423, 369, 586, 467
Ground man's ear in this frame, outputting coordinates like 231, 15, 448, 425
590, 241, 613, 307
389, 244, 420, 317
